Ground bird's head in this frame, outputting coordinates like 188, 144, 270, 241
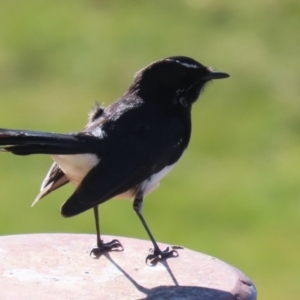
131, 56, 229, 108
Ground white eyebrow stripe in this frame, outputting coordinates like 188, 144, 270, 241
166, 59, 199, 69
180, 62, 199, 69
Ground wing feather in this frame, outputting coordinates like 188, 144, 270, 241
32, 163, 69, 206
61, 116, 186, 217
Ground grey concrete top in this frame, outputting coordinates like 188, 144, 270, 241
0, 234, 257, 300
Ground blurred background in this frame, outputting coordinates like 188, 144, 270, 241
0, 0, 299, 298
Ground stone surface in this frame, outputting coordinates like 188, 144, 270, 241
0, 234, 257, 300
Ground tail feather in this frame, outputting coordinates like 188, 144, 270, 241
4, 145, 83, 155
0, 128, 97, 155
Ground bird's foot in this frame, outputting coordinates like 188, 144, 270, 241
146, 245, 184, 264
90, 239, 124, 258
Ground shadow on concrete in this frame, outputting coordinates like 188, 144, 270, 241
103, 253, 235, 300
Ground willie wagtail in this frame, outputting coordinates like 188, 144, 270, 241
0, 56, 229, 263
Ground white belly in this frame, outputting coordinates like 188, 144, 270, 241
52, 154, 100, 186
52, 154, 174, 199
115, 164, 175, 199
141, 164, 175, 195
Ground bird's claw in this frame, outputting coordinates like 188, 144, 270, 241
90, 239, 124, 258
146, 246, 183, 264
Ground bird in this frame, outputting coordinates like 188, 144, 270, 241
0, 56, 229, 263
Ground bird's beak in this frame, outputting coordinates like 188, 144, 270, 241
205, 68, 230, 80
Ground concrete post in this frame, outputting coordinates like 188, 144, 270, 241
0, 234, 257, 300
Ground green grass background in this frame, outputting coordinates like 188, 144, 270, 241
0, 1, 299, 298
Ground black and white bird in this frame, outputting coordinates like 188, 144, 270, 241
0, 56, 229, 263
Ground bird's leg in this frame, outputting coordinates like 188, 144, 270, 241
90, 206, 123, 257
133, 191, 180, 264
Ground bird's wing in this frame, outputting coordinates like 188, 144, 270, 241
61, 116, 187, 217
32, 163, 69, 206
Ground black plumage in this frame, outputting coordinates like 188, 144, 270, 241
0, 56, 229, 263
